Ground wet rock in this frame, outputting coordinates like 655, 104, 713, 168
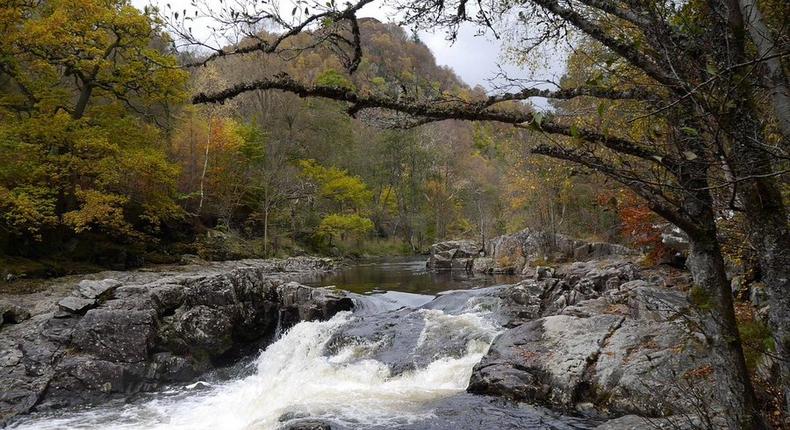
596, 414, 702, 430
0, 257, 350, 425
326, 306, 496, 376
280, 419, 333, 430
373, 392, 600, 429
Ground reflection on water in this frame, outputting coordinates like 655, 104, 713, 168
306, 256, 521, 295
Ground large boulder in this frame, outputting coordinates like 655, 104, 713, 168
467, 258, 718, 419
468, 314, 625, 407
489, 230, 533, 273
426, 240, 480, 271
0, 258, 352, 425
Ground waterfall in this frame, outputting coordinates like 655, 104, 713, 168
11, 308, 499, 430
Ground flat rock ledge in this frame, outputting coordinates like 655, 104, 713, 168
466, 258, 719, 424
0, 257, 352, 425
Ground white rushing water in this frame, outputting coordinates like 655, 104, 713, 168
11, 308, 500, 430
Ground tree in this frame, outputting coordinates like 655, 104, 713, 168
298, 159, 374, 246
0, 0, 187, 256
184, 0, 788, 425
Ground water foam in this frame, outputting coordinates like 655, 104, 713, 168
11, 308, 500, 430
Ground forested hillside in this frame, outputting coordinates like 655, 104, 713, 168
1, 4, 629, 273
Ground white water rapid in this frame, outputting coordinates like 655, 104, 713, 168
10, 306, 500, 430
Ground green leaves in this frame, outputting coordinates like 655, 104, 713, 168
680, 126, 699, 137
298, 159, 372, 209
315, 69, 356, 90
530, 111, 544, 130
317, 213, 374, 239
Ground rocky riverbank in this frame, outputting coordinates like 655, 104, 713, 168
276, 256, 720, 430
0, 257, 353, 426
421, 231, 729, 428
466, 257, 716, 424
426, 229, 635, 275
1, 247, 731, 429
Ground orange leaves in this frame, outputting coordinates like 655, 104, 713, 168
604, 190, 669, 262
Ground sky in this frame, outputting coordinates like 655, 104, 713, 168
131, 0, 566, 108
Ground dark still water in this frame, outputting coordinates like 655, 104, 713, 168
306, 256, 522, 295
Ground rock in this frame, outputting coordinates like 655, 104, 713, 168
426, 240, 480, 271
468, 314, 624, 407
534, 266, 555, 280
326, 306, 496, 376
57, 296, 97, 314
596, 414, 703, 429
71, 309, 156, 362
76, 279, 121, 300
0, 257, 350, 425
749, 282, 769, 308
592, 318, 710, 416
0, 302, 30, 325
467, 258, 718, 419
430, 229, 636, 275
472, 257, 494, 273
572, 242, 633, 261
280, 420, 333, 430
180, 254, 202, 264
173, 305, 234, 354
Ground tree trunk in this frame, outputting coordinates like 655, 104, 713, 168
737, 0, 790, 139
729, 119, 790, 415
720, 59, 790, 415
745, 205, 790, 417
686, 234, 765, 429
673, 125, 764, 428
198, 117, 212, 214
263, 206, 269, 257
72, 84, 94, 120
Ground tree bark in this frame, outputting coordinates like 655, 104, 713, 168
263, 206, 269, 257
686, 233, 765, 429
737, 0, 790, 139
198, 117, 212, 215
72, 84, 93, 120
728, 111, 790, 415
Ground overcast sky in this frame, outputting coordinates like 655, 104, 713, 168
131, 0, 565, 108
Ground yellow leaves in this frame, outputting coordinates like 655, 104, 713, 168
63, 188, 135, 236
317, 214, 374, 239
0, 186, 58, 240
1, 0, 188, 118
298, 159, 372, 209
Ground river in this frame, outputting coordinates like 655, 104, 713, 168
9, 258, 597, 430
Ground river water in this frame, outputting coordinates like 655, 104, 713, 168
9, 258, 597, 430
